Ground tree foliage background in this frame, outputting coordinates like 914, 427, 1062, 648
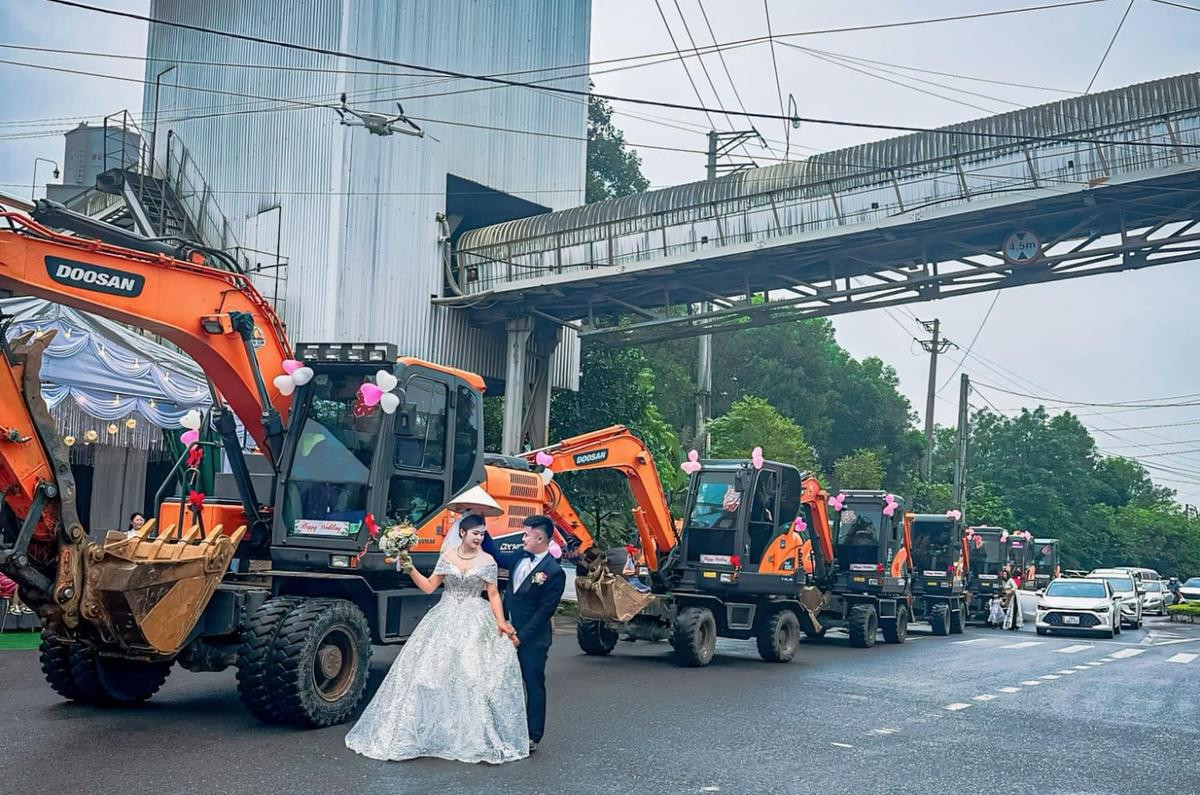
512, 97, 1200, 574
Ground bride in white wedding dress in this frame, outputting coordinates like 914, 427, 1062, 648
345, 513, 529, 764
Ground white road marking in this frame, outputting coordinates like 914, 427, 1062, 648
1099, 658, 1114, 662
1084, 662, 1103, 667
972, 694, 997, 702
1110, 648, 1146, 659
1167, 652, 1198, 664
1056, 644, 1091, 654
953, 638, 990, 644
998, 640, 1044, 649
1056, 670, 1077, 675
1040, 674, 1061, 680
869, 728, 899, 735
1154, 638, 1200, 647
1072, 665, 1091, 670
998, 687, 1021, 693
1021, 680, 1042, 686
831, 742, 854, 749
944, 703, 973, 711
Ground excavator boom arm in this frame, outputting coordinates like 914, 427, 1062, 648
0, 213, 293, 456
527, 425, 677, 571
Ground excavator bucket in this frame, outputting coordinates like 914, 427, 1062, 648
574, 550, 655, 623
78, 520, 246, 656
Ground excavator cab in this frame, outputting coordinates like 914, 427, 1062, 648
269, 346, 486, 581
965, 526, 1008, 622
830, 491, 909, 594
676, 460, 807, 594
905, 513, 968, 635
1033, 538, 1061, 590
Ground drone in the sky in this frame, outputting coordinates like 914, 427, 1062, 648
335, 94, 426, 138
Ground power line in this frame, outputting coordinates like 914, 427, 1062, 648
694, 0, 777, 157
1150, 0, 1200, 11
937, 292, 1000, 393
653, 0, 719, 131
970, 382, 1200, 409
1085, 0, 1135, 93
762, 0, 789, 156
39, 0, 1197, 152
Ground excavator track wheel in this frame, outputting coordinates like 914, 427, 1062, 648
848, 604, 878, 648
882, 605, 908, 644
260, 598, 372, 728
236, 596, 304, 724
671, 606, 717, 667
756, 608, 801, 663
577, 619, 619, 656
39, 632, 83, 702
949, 605, 966, 635
930, 604, 951, 636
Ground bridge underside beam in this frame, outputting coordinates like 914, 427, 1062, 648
451, 172, 1200, 347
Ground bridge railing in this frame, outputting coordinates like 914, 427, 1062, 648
456, 112, 1200, 293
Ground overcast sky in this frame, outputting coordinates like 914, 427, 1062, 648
3, 0, 1200, 501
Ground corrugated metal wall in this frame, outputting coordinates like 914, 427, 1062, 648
144, 0, 589, 390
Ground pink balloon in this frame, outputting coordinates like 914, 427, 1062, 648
946, 509, 962, 521
281, 359, 303, 375
535, 451, 554, 467
793, 517, 808, 533
359, 383, 384, 407
687, 449, 699, 463
882, 503, 897, 517
548, 539, 563, 560
681, 461, 701, 475
180, 429, 200, 446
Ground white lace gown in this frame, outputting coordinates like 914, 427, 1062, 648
345, 557, 529, 764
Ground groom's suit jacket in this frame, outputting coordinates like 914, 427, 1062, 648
482, 535, 566, 648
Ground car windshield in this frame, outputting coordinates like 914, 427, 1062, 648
1045, 581, 1106, 598
1184, 578, 1200, 588
1094, 575, 1134, 594
688, 471, 742, 529
1143, 581, 1162, 592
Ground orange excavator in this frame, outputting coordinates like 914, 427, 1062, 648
0, 204, 600, 726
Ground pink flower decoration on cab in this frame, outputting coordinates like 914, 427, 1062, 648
681, 449, 701, 475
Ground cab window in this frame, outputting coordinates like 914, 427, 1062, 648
394, 377, 447, 471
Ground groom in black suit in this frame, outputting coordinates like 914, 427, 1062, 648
482, 514, 565, 753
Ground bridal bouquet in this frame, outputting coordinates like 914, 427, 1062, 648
355, 514, 419, 570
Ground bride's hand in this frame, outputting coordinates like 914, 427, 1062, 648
499, 622, 519, 647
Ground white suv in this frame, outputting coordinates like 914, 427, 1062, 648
1088, 569, 1144, 628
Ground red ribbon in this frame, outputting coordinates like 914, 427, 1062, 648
187, 490, 205, 510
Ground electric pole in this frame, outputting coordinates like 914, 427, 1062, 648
917, 318, 954, 479
953, 373, 970, 513
694, 130, 764, 454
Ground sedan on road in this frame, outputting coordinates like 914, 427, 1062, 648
1036, 578, 1121, 638
1088, 569, 1144, 628
1140, 579, 1170, 616
1178, 577, 1200, 604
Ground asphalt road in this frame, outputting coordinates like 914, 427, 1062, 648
2, 612, 1197, 795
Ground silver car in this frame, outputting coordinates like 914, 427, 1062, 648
1140, 579, 1170, 616
1088, 569, 1144, 628
1036, 578, 1121, 638
1179, 577, 1200, 604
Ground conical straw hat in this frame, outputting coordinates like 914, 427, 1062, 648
446, 484, 503, 517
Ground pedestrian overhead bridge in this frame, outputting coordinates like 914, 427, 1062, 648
447, 73, 1200, 346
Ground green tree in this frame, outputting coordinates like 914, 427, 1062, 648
707, 396, 818, 473
549, 345, 680, 546
586, 95, 650, 203
833, 449, 885, 490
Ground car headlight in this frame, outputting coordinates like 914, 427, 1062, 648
1093, 604, 1109, 612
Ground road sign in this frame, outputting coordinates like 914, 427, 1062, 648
1002, 230, 1042, 264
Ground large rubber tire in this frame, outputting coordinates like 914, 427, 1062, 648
40, 632, 171, 705
930, 604, 951, 636
949, 606, 966, 635
882, 606, 908, 644
577, 619, 619, 656
236, 596, 304, 724
671, 606, 717, 667
756, 608, 801, 663
264, 599, 372, 728
848, 604, 878, 648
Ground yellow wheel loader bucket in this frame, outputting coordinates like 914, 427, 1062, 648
78, 519, 246, 656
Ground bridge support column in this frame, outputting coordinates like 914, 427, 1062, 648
501, 316, 559, 455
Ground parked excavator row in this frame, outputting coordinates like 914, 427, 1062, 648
0, 203, 610, 727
